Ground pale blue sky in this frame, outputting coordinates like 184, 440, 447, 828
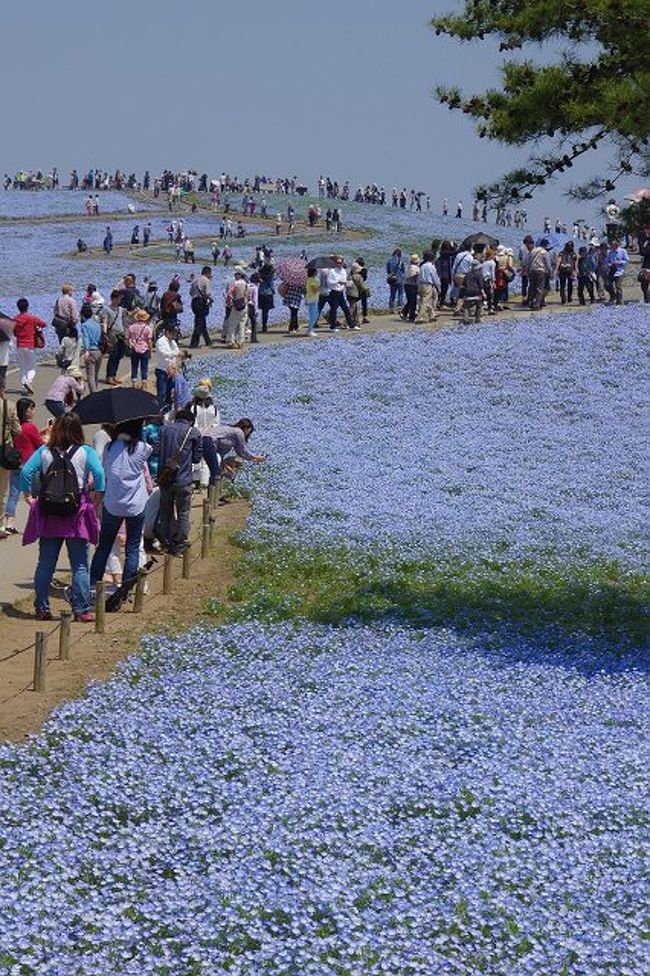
3, 0, 637, 224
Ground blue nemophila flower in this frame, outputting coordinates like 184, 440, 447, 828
0, 622, 647, 974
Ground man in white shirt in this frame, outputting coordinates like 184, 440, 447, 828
326, 256, 355, 331
155, 324, 180, 408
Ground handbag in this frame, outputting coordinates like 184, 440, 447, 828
0, 399, 21, 470
157, 426, 193, 488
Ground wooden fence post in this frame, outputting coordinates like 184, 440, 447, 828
133, 569, 146, 613
201, 499, 211, 559
58, 611, 71, 661
33, 632, 47, 693
182, 545, 191, 580
163, 554, 173, 595
95, 581, 106, 634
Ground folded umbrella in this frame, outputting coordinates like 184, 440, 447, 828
74, 387, 162, 425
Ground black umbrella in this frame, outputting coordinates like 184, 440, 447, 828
74, 387, 162, 425
459, 232, 499, 252
306, 255, 339, 271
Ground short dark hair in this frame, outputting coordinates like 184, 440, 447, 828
201, 266, 212, 276
16, 298, 29, 313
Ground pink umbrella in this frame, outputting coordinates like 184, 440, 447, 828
275, 256, 307, 288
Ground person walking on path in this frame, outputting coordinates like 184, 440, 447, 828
401, 255, 420, 322
386, 249, 405, 313
103, 290, 128, 386
0, 393, 20, 540
160, 279, 183, 338
224, 270, 249, 348
189, 267, 213, 348
44, 370, 85, 418
80, 303, 103, 393
326, 256, 355, 331
605, 239, 628, 305
155, 324, 182, 409
523, 237, 553, 310
3, 396, 43, 536
89, 419, 152, 610
556, 241, 577, 304
305, 267, 320, 336
283, 282, 305, 334
257, 259, 275, 332
52, 284, 79, 342
577, 246, 596, 305
20, 412, 105, 622
127, 309, 153, 389
13, 299, 45, 395
416, 251, 440, 323
157, 408, 202, 556
345, 263, 365, 328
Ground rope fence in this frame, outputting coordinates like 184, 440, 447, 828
0, 480, 222, 703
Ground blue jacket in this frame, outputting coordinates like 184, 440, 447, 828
158, 421, 202, 487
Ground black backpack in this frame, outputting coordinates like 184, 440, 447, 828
40, 446, 81, 516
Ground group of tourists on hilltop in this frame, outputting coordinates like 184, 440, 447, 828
0, 365, 266, 622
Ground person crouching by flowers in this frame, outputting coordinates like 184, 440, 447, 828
44, 369, 86, 419
20, 412, 105, 622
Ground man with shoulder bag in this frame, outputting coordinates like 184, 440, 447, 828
103, 290, 127, 386
189, 266, 213, 348
157, 409, 202, 555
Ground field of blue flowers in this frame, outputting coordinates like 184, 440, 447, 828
1, 621, 647, 975
0, 192, 648, 974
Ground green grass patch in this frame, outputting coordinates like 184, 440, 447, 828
212, 540, 649, 645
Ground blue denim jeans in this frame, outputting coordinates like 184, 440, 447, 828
155, 368, 172, 410
131, 351, 150, 382
306, 302, 319, 331
90, 508, 145, 589
5, 470, 20, 518
201, 436, 221, 486
35, 537, 90, 613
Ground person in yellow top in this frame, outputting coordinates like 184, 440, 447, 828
305, 267, 321, 336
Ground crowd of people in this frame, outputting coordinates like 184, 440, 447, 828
4, 165, 619, 235
0, 363, 265, 622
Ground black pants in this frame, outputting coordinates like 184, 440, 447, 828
328, 290, 354, 329
558, 271, 574, 303
288, 307, 299, 331
190, 301, 211, 347
402, 284, 418, 321
577, 275, 594, 304
106, 336, 126, 380
360, 291, 368, 320
248, 303, 258, 341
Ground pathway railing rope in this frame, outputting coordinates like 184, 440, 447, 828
0, 491, 219, 702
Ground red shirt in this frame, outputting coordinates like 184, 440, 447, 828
13, 313, 46, 349
14, 421, 44, 464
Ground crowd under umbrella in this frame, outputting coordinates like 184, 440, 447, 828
274, 256, 308, 288
536, 232, 571, 251
459, 231, 500, 252
73, 387, 161, 425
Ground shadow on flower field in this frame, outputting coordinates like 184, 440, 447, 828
218, 541, 649, 657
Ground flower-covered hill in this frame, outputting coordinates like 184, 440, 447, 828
0, 622, 647, 976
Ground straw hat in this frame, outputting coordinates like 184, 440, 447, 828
409, 254, 421, 264
132, 309, 150, 322
69, 367, 85, 380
